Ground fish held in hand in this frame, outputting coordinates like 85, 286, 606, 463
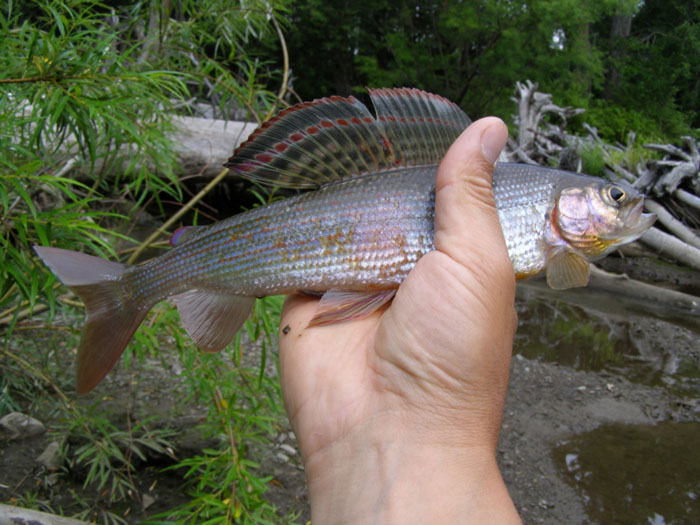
34, 88, 655, 393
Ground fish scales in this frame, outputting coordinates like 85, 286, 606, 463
493, 164, 581, 278
129, 166, 436, 303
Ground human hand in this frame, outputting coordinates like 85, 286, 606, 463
278, 117, 520, 523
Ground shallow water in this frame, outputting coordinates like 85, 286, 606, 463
515, 277, 699, 523
515, 280, 700, 395
553, 422, 700, 524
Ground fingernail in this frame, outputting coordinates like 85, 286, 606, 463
481, 122, 506, 165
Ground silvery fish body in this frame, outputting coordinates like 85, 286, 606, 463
34, 88, 655, 393
133, 164, 587, 297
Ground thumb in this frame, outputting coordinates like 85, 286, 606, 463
434, 117, 510, 273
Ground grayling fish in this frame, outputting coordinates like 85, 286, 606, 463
34, 88, 656, 392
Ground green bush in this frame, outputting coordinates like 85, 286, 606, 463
1, 0, 294, 522
584, 100, 692, 144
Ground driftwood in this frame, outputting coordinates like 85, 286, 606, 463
518, 265, 700, 333
0, 504, 88, 525
507, 80, 585, 165
169, 116, 257, 179
639, 227, 700, 272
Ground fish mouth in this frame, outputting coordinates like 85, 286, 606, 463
618, 195, 656, 240
602, 195, 656, 242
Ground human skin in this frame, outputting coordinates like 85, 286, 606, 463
278, 117, 522, 524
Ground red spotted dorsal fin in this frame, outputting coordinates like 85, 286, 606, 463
224, 88, 471, 189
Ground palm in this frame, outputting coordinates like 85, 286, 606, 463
279, 293, 381, 458
279, 251, 516, 460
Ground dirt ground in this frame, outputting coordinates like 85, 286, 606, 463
1, 254, 699, 523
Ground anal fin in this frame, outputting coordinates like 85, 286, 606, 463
309, 289, 396, 326
173, 290, 255, 352
546, 251, 590, 290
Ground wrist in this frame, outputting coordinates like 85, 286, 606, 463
302, 417, 520, 524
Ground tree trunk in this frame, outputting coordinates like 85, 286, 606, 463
604, 10, 633, 100
574, 22, 593, 94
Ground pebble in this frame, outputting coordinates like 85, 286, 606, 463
279, 444, 297, 456
36, 440, 62, 470
0, 412, 46, 439
142, 493, 156, 510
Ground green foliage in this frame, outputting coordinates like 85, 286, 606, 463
284, 0, 699, 140
1, 0, 293, 521
151, 298, 296, 524
595, 0, 700, 131
62, 408, 176, 505
579, 146, 608, 178
0, 0, 288, 330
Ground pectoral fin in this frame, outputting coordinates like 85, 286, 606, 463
546, 251, 590, 290
173, 290, 255, 352
309, 289, 396, 326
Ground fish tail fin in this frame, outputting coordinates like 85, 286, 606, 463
34, 246, 149, 393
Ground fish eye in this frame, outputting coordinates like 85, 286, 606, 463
603, 185, 627, 205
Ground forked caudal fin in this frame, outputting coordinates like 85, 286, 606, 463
33, 246, 149, 394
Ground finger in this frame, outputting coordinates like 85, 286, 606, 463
433, 117, 510, 270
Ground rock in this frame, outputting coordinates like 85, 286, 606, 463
278, 444, 297, 456
0, 412, 46, 439
142, 493, 156, 511
36, 441, 62, 470
44, 473, 61, 486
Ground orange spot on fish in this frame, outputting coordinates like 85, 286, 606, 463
516, 270, 542, 281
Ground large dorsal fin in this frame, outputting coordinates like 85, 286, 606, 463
224, 88, 471, 189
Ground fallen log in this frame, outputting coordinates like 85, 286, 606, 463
644, 200, 700, 251
0, 504, 88, 525
170, 116, 257, 178
640, 227, 700, 272
518, 266, 700, 333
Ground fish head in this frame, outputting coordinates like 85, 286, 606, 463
552, 180, 656, 260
